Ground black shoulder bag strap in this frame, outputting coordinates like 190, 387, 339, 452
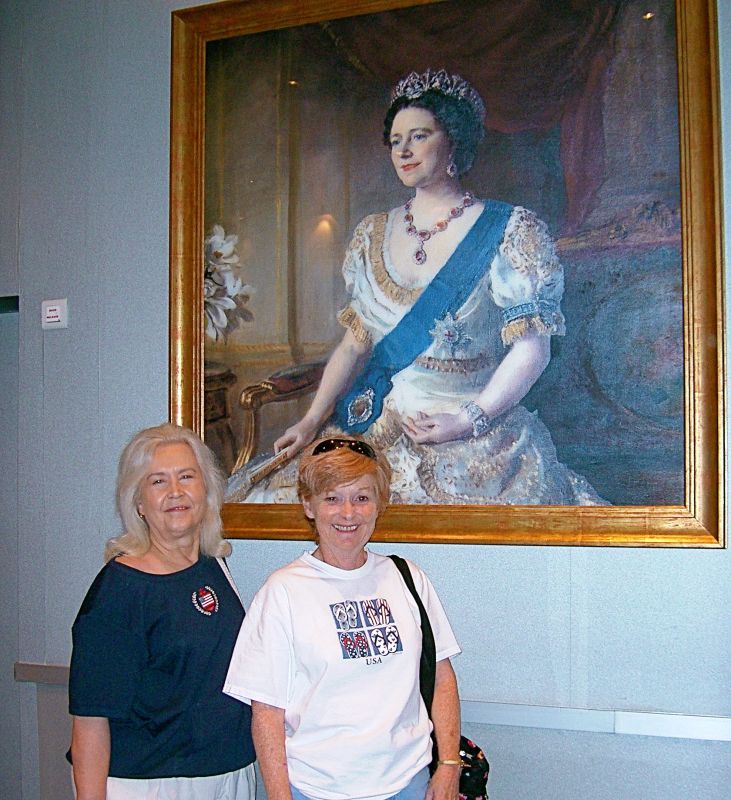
390, 556, 491, 798
389, 555, 437, 715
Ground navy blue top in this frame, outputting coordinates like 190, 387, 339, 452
69, 556, 254, 779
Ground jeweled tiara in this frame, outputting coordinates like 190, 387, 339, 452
390, 68, 486, 124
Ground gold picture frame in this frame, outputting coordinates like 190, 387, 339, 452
170, 0, 725, 546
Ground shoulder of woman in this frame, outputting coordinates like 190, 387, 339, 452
73, 560, 146, 625
113, 552, 149, 571
406, 558, 433, 585
351, 212, 388, 236
499, 205, 560, 278
506, 205, 550, 236
249, 556, 307, 599
385, 554, 432, 591
344, 213, 385, 267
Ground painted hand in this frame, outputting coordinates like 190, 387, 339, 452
273, 418, 318, 456
401, 410, 472, 444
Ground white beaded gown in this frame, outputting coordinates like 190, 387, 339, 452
228, 203, 607, 506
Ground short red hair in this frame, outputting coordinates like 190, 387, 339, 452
297, 437, 392, 514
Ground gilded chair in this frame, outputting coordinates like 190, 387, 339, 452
231, 360, 325, 473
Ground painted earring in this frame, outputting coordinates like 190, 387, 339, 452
447, 159, 457, 178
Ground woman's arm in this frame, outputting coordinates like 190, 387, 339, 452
403, 332, 550, 444
427, 658, 461, 800
70, 715, 110, 800
474, 331, 551, 419
274, 328, 370, 455
252, 700, 293, 800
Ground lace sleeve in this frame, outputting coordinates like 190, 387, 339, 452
337, 216, 376, 346
490, 207, 566, 345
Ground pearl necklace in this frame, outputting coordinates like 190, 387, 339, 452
403, 192, 474, 265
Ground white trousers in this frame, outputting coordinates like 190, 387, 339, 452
102, 763, 256, 800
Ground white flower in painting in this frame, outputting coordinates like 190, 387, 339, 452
203, 225, 255, 341
204, 283, 236, 341
205, 224, 240, 267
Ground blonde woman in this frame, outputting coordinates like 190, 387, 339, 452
69, 424, 255, 800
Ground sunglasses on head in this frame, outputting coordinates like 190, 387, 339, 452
311, 438, 377, 460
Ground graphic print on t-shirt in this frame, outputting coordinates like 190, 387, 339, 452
330, 598, 403, 660
192, 585, 219, 615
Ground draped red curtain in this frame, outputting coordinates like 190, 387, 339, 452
325, 0, 622, 232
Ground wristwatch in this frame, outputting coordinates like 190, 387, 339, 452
461, 400, 491, 438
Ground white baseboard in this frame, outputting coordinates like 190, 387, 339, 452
15, 664, 731, 743
461, 700, 731, 742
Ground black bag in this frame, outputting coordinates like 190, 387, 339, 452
390, 555, 490, 800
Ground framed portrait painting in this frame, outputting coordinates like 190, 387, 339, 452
170, 0, 725, 546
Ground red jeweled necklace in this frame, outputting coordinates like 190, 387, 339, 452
404, 192, 474, 265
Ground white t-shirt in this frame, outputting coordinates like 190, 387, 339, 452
223, 550, 460, 800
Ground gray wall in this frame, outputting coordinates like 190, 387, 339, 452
1, 309, 21, 799
0, 1, 729, 798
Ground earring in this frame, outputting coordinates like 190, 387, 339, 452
447, 159, 457, 178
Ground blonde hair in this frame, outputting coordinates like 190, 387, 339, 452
297, 437, 392, 517
105, 423, 230, 561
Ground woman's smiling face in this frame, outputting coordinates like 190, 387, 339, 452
389, 106, 452, 189
136, 442, 206, 546
302, 475, 379, 568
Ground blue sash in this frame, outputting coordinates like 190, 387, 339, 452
333, 199, 513, 433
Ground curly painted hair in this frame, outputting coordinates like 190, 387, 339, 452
383, 89, 485, 176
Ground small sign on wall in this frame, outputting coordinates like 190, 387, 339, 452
41, 298, 68, 329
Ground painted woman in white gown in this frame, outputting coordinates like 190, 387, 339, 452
228, 69, 606, 505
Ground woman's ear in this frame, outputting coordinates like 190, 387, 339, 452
302, 498, 314, 520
